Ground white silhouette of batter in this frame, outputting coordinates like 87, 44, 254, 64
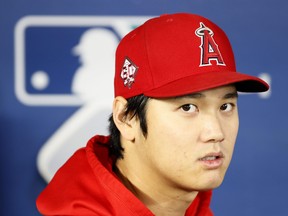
37, 28, 119, 182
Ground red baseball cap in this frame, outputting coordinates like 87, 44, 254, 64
114, 13, 269, 98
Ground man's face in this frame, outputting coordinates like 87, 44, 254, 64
134, 85, 239, 193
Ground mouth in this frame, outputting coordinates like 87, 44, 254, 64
198, 152, 224, 169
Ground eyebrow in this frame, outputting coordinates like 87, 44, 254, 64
223, 92, 238, 99
174, 91, 238, 100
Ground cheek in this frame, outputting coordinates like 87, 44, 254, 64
147, 112, 193, 148
227, 115, 239, 146
146, 118, 178, 158
223, 116, 239, 163
145, 114, 198, 170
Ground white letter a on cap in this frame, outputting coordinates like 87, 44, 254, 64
195, 22, 225, 67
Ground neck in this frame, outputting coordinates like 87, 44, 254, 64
114, 161, 198, 216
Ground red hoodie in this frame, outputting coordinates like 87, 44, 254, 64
37, 135, 214, 216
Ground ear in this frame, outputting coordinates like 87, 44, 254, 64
112, 96, 136, 141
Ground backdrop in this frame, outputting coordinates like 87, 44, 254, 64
1, 0, 287, 215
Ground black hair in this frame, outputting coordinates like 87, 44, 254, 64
108, 94, 150, 160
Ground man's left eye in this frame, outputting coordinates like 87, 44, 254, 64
220, 103, 234, 112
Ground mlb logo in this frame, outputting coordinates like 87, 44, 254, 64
14, 16, 150, 182
15, 16, 150, 106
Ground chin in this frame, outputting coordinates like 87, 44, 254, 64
200, 175, 225, 190
207, 181, 223, 190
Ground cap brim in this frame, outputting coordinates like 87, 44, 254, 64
144, 71, 269, 98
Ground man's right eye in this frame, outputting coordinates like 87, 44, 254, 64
180, 104, 198, 113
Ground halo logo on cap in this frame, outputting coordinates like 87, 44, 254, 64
195, 22, 225, 67
120, 57, 138, 89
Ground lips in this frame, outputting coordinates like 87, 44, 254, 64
199, 152, 224, 169
200, 152, 224, 161
200, 156, 219, 161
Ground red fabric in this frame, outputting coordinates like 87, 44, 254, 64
115, 13, 268, 99
37, 135, 214, 216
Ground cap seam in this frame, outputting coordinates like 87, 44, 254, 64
143, 21, 155, 87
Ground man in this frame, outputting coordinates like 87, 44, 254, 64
37, 13, 269, 215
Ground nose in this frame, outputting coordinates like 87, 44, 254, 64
199, 114, 225, 143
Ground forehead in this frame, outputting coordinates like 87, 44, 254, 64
162, 85, 238, 101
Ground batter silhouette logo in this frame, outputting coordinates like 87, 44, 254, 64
14, 15, 150, 182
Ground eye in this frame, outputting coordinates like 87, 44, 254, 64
180, 104, 198, 113
220, 103, 234, 112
